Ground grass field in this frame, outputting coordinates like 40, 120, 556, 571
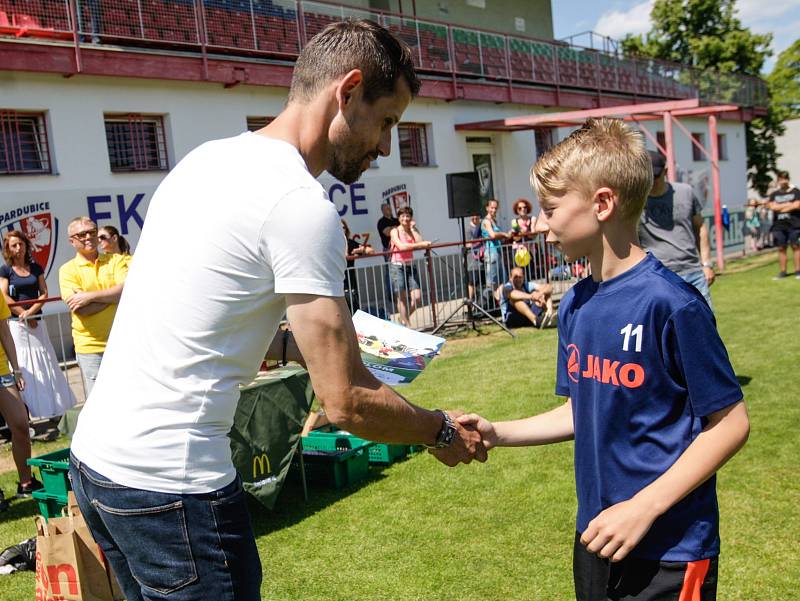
0, 253, 797, 600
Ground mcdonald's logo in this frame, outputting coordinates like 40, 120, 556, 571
252, 453, 272, 479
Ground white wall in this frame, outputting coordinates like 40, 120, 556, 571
1, 70, 752, 299
777, 118, 800, 183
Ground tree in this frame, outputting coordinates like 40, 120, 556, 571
768, 39, 800, 121
620, 0, 779, 194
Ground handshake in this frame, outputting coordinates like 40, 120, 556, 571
427, 410, 496, 467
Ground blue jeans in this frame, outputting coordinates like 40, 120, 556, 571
680, 269, 713, 310
76, 352, 103, 398
485, 251, 506, 289
69, 455, 262, 601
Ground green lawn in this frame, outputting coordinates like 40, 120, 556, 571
1, 253, 797, 600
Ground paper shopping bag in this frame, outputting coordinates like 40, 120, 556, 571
35, 493, 117, 601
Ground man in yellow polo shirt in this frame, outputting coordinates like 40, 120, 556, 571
59, 217, 128, 397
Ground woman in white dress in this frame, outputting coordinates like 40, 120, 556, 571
0, 230, 76, 418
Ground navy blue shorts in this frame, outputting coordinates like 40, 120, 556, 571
573, 531, 718, 601
772, 227, 800, 248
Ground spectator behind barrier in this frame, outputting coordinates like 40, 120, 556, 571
98, 225, 132, 268
0, 231, 76, 420
496, 266, 553, 328
59, 217, 129, 397
342, 219, 374, 312
481, 199, 509, 290
466, 214, 486, 302
389, 206, 431, 327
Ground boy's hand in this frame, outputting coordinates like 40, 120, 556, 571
580, 497, 659, 562
429, 410, 488, 466
456, 413, 498, 451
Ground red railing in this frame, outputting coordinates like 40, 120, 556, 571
0, 0, 769, 108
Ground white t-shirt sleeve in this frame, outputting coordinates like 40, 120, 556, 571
262, 186, 345, 297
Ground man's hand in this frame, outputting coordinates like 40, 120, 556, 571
429, 410, 488, 467
579, 496, 659, 562
702, 266, 716, 286
455, 413, 498, 450
66, 290, 94, 311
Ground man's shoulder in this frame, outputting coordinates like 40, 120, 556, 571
59, 255, 80, 274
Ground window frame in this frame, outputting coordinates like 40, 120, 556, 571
246, 116, 275, 131
0, 110, 52, 176
691, 132, 706, 162
104, 113, 169, 173
398, 122, 431, 167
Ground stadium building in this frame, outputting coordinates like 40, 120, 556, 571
1, 0, 768, 299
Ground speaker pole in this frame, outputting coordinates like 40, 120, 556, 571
431, 216, 514, 338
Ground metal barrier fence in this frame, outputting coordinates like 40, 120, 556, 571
345, 234, 588, 333
0, 0, 768, 108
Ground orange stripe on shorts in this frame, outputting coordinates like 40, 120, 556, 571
678, 558, 711, 601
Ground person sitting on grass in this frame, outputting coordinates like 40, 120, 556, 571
458, 118, 749, 601
495, 266, 553, 328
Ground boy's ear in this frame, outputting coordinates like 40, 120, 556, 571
594, 187, 618, 222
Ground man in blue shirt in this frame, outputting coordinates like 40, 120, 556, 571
459, 119, 749, 601
496, 266, 552, 328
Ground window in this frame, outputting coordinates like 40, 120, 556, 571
691, 132, 706, 162
104, 114, 168, 172
398, 123, 430, 167
0, 111, 52, 175
246, 116, 274, 131
534, 128, 554, 159
717, 133, 728, 161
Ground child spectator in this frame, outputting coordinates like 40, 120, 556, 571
459, 118, 749, 601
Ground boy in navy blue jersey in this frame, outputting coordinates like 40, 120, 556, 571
459, 118, 749, 601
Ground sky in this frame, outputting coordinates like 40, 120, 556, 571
551, 0, 800, 73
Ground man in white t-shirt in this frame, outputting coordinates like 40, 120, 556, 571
69, 20, 485, 601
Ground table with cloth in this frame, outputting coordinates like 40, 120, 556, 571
58, 366, 314, 509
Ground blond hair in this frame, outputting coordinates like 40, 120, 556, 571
530, 118, 653, 222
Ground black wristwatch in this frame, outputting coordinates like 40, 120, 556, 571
425, 410, 456, 449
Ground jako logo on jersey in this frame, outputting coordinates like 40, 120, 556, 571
566, 344, 645, 389
1, 203, 58, 278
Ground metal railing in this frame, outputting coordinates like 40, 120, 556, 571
0, 0, 768, 107
345, 234, 588, 332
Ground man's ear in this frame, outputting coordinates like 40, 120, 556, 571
594, 187, 618, 222
335, 69, 364, 113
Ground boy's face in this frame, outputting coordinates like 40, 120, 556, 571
534, 190, 599, 261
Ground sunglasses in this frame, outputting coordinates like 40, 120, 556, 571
70, 229, 97, 241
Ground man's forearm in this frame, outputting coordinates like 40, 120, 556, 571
74, 302, 109, 316
331, 375, 442, 446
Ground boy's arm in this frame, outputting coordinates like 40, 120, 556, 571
456, 398, 574, 450
580, 399, 749, 563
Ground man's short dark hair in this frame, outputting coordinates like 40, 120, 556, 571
288, 19, 421, 104
776, 170, 790, 180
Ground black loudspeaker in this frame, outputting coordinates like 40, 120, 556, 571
446, 171, 482, 219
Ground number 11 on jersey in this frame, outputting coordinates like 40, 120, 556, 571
620, 323, 643, 352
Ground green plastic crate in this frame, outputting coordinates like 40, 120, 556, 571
27, 447, 71, 498
306, 430, 409, 465
32, 489, 68, 521
297, 440, 372, 489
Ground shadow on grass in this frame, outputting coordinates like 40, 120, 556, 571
247, 462, 399, 537
736, 375, 753, 387
1, 495, 40, 524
